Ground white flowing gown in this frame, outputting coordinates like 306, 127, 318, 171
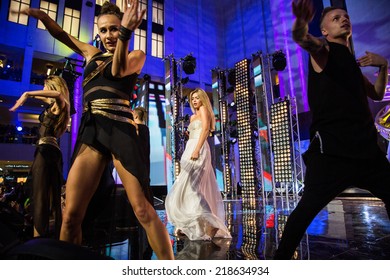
165, 119, 231, 240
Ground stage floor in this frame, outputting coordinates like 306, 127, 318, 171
92, 196, 390, 260
2, 193, 390, 260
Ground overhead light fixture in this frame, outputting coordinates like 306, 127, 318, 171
228, 101, 236, 110
272, 50, 287, 71
143, 73, 151, 81
181, 77, 189, 85
182, 54, 196, 75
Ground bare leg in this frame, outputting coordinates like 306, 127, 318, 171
33, 227, 40, 237
60, 145, 108, 244
113, 158, 174, 260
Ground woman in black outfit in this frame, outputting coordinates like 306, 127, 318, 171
13, 0, 173, 259
10, 75, 70, 238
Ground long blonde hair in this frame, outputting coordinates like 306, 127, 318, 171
44, 75, 71, 137
189, 88, 215, 132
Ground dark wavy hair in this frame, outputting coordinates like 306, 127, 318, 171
98, 1, 122, 20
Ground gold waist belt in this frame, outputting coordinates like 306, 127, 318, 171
379, 108, 390, 128
38, 136, 59, 149
84, 98, 137, 128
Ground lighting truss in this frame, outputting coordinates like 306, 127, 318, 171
164, 53, 204, 189
212, 68, 237, 199
164, 55, 186, 188
270, 99, 293, 184
164, 56, 177, 188
253, 52, 304, 201
221, 100, 232, 192
235, 58, 259, 202
289, 96, 305, 196
252, 52, 274, 202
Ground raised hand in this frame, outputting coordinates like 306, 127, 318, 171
292, 0, 315, 24
357, 51, 389, 68
121, 0, 146, 31
9, 92, 28, 112
11, 7, 43, 19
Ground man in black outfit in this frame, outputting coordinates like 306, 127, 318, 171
274, 0, 390, 259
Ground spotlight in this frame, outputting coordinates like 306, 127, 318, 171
181, 77, 189, 85
272, 50, 286, 71
228, 101, 236, 111
17, 126, 23, 132
143, 74, 151, 81
230, 138, 237, 145
182, 54, 196, 75
6, 60, 13, 69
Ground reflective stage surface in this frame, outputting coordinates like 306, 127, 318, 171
93, 195, 390, 260
2, 192, 390, 260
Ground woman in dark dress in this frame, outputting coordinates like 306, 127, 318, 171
10, 75, 70, 238
13, 0, 173, 259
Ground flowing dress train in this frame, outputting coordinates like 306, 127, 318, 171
165, 120, 231, 240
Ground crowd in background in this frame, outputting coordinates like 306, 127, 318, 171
0, 124, 39, 144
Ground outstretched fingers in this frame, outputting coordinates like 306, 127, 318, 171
292, 0, 315, 23
122, 0, 145, 31
9, 99, 24, 112
357, 51, 388, 67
